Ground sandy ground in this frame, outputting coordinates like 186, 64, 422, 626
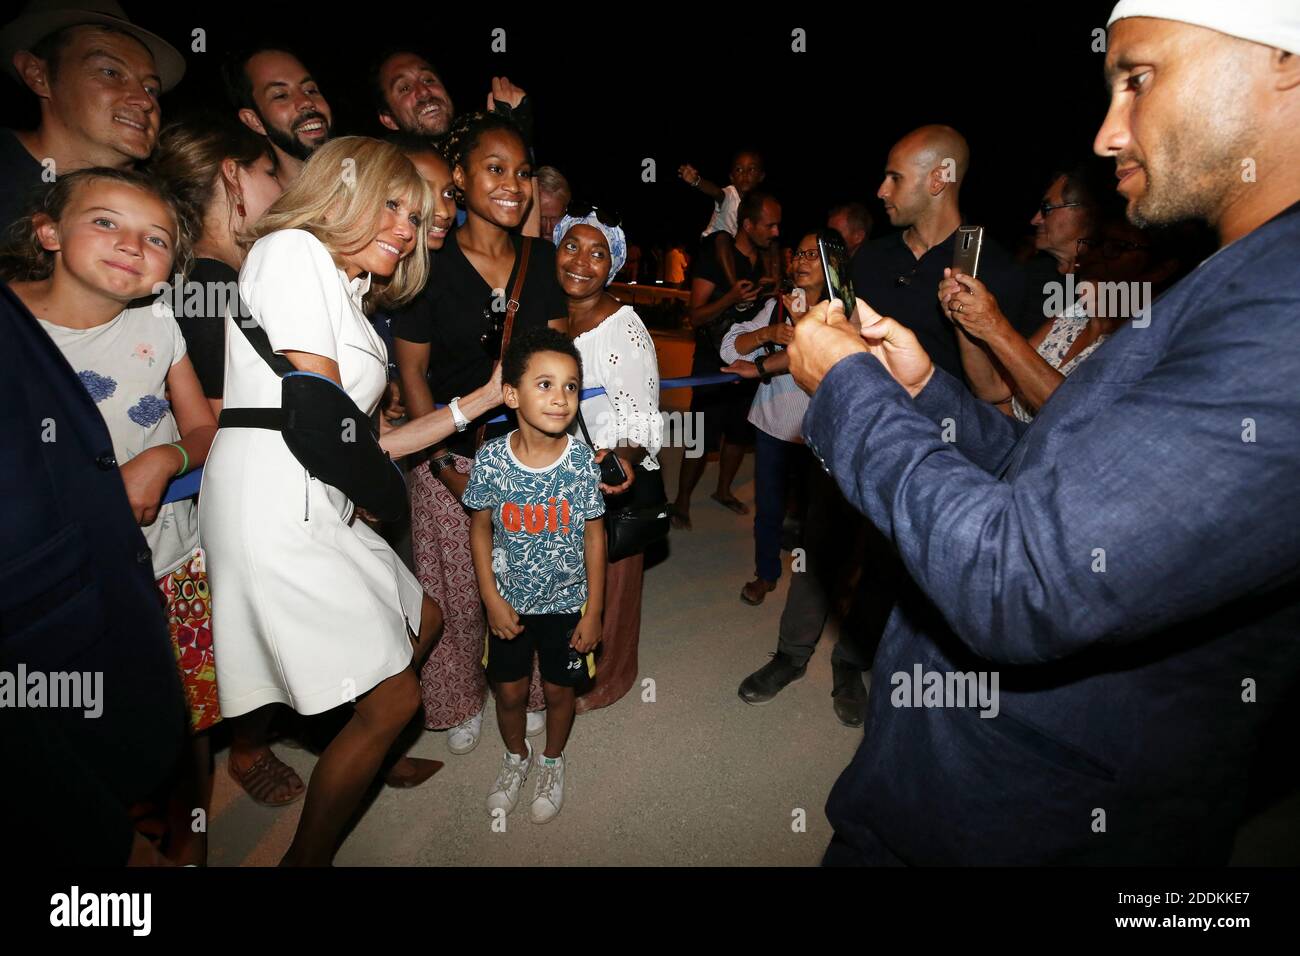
206, 330, 862, 866
204, 330, 1298, 866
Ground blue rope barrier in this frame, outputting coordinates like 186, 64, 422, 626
161, 372, 741, 504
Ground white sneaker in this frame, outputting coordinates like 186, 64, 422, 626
526, 709, 546, 738
486, 741, 533, 816
529, 752, 565, 824
447, 709, 483, 755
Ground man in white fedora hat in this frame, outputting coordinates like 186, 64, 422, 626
788, 0, 1300, 864
0, 0, 185, 231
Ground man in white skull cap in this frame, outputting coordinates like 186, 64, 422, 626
785, 1, 1300, 864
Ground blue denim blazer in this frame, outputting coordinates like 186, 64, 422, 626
804, 201, 1300, 865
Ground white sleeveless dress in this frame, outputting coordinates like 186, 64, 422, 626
200, 230, 423, 717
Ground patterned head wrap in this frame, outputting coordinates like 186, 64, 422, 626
553, 213, 627, 285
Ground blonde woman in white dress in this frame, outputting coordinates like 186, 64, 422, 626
200, 137, 503, 865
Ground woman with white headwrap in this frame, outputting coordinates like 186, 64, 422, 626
554, 207, 663, 712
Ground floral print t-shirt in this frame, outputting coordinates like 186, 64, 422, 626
463, 432, 605, 614
39, 299, 200, 578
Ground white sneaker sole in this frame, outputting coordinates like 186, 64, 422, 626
525, 712, 545, 738
530, 803, 561, 824
487, 794, 523, 816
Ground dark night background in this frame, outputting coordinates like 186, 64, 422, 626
1, 1, 1122, 253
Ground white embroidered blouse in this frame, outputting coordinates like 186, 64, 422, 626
570, 305, 664, 469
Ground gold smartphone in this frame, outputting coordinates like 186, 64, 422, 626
952, 225, 985, 278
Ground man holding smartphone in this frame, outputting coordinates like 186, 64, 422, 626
853, 125, 1037, 380
789, 2, 1300, 865
741, 129, 1034, 720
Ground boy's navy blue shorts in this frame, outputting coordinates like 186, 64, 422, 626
482, 610, 595, 687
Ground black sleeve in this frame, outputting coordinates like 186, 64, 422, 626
694, 241, 724, 288
176, 314, 225, 399
177, 261, 240, 399
392, 290, 435, 343
528, 239, 568, 324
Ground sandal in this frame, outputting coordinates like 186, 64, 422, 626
228, 751, 306, 807
740, 578, 777, 606
711, 492, 750, 516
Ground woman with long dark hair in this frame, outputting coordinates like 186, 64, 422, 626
149, 113, 307, 808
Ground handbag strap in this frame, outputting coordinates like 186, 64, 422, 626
574, 405, 595, 448
475, 236, 533, 450
770, 293, 786, 326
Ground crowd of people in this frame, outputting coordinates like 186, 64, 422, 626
2, 0, 1298, 868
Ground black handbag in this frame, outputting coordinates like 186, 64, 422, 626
575, 409, 670, 563
217, 300, 408, 523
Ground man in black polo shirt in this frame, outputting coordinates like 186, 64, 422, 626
852, 124, 1034, 379
0, 1, 184, 233
738, 128, 1033, 722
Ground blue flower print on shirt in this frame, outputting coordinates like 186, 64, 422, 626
78, 370, 117, 403
127, 394, 171, 427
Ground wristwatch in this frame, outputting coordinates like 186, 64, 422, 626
754, 354, 772, 383
448, 396, 470, 432
431, 451, 457, 473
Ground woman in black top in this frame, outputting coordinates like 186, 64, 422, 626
150, 115, 283, 413
393, 113, 566, 751
149, 114, 308, 807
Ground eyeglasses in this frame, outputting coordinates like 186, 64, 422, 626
792, 249, 819, 261
1039, 200, 1084, 218
566, 201, 622, 228
1075, 236, 1150, 260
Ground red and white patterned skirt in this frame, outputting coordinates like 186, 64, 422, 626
410, 458, 544, 728
157, 547, 221, 733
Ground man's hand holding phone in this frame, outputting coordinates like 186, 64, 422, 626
729, 279, 759, 308
789, 298, 934, 398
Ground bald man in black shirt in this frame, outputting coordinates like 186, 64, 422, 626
852, 125, 1035, 380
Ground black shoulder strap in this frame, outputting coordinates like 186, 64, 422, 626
232, 292, 295, 378
574, 406, 595, 448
